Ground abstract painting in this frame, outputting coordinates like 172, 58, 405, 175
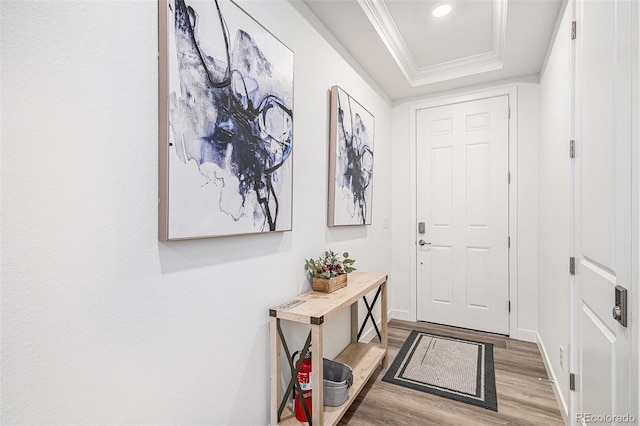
159, 0, 294, 240
328, 86, 374, 226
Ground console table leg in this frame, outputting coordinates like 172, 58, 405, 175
270, 317, 280, 425
311, 324, 324, 425
351, 302, 359, 343
381, 280, 389, 368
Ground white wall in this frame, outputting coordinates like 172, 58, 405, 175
516, 83, 540, 339
537, 2, 572, 420
390, 100, 413, 321
390, 82, 540, 340
0, 1, 392, 424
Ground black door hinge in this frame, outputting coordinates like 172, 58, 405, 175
570, 373, 576, 391
570, 140, 576, 158
570, 257, 576, 275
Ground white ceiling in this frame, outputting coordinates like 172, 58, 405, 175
295, 0, 564, 101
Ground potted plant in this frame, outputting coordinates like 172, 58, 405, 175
304, 250, 356, 293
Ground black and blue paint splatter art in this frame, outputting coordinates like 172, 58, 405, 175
333, 87, 374, 226
168, 0, 293, 237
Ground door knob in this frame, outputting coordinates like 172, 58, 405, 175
418, 240, 431, 246
612, 306, 622, 321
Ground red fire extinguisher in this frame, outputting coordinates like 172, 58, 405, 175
293, 350, 312, 422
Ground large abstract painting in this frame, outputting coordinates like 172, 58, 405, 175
328, 86, 374, 226
159, 0, 294, 240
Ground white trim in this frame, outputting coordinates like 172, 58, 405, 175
631, 0, 639, 419
286, 0, 391, 103
508, 87, 519, 341
407, 100, 419, 323
537, 332, 571, 423
358, 0, 508, 87
516, 329, 536, 343
568, 0, 577, 422
408, 85, 519, 339
357, 0, 414, 84
390, 309, 414, 322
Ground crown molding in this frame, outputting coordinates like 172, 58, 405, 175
357, 0, 418, 82
358, 0, 508, 86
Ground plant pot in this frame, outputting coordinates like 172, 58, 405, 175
313, 274, 348, 293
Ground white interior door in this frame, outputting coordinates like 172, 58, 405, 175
416, 96, 510, 335
573, 0, 633, 422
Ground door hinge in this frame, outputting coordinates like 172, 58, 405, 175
508, 237, 511, 248
508, 172, 511, 184
571, 21, 577, 40
570, 373, 576, 391
508, 301, 511, 313
508, 106, 511, 119
570, 140, 575, 158
569, 257, 576, 275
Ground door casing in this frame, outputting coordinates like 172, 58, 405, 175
407, 85, 521, 340
415, 95, 510, 334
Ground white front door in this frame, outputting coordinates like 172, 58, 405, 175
573, 0, 634, 422
416, 96, 510, 335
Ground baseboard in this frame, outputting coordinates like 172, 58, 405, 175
536, 333, 570, 425
516, 328, 537, 343
390, 309, 414, 321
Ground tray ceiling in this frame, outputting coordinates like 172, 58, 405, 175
298, 0, 564, 100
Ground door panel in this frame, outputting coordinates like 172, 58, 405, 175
432, 246, 453, 304
416, 95, 509, 334
466, 142, 490, 228
581, 303, 615, 418
574, 0, 633, 421
432, 147, 453, 227
466, 247, 490, 308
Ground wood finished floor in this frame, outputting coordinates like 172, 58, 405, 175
338, 320, 564, 426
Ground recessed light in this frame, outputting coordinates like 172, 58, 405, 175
430, 1, 454, 18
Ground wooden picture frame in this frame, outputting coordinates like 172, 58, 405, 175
159, 0, 294, 240
328, 85, 375, 226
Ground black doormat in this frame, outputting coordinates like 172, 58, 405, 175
382, 330, 498, 411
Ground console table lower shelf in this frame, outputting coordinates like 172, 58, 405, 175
278, 343, 386, 426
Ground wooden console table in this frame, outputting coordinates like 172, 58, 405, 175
269, 272, 388, 425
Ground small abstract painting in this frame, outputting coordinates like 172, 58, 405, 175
328, 86, 374, 226
159, 0, 294, 240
